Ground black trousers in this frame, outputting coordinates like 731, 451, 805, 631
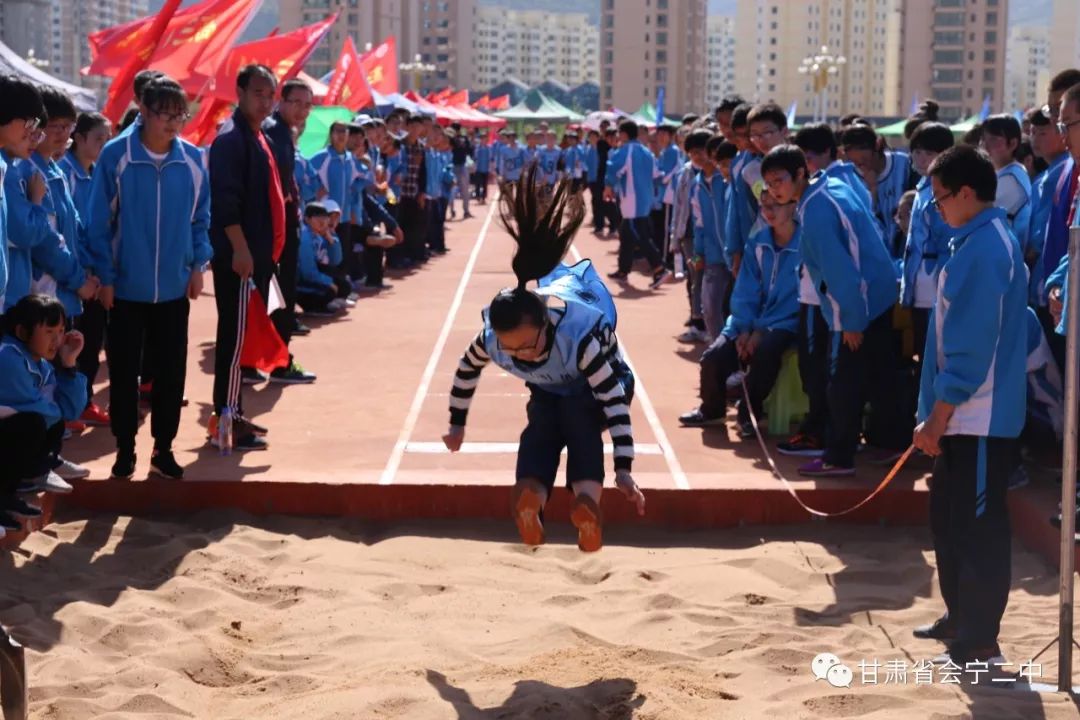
297, 286, 336, 313
930, 434, 1016, 649
617, 217, 662, 274
397, 196, 428, 264
75, 297, 108, 407
212, 261, 271, 417
427, 197, 447, 251
824, 309, 911, 467
0, 413, 63, 498
796, 303, 830, 441
589, 181, 605, 230
473, 172, 489, 201
108, 296, 189, 452
650, 207, 668, 259
272, 202, 300, 347
699, 330, 795, 420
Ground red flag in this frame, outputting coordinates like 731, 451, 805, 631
87, 0, 260, 84
488, 94, 510, 111
182, 97, 232, 145
210, 14, 338, 103
444, 89, 469, 107
240, 282, 289, 373
472, 94, 490, 110
324, 37, 373, 111
102, 0, 184, 124
358, 36, 398, 95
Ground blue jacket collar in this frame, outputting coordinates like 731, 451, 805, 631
62, 150, 91, 179
949, 206, 1007, 251
125, 130, 187, 165
1, 335, 44, 379
30, 151, 61, 179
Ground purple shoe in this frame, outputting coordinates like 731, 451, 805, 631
797, 458, 855, 477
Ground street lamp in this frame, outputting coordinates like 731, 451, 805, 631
25, 48, 49, 71
797, 45, 846, 123
399, 53, 435, 93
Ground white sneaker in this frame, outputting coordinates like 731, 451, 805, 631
676, 327, 708, 343
22, 471, 74, 494
344, 298, 357, 308
53, 457, 90, 480
327, 299, 347, 312
347, 292, 360, 302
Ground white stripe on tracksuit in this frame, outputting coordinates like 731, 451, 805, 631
226, 279, 251, 414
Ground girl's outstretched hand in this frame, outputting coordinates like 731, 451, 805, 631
615, 469, 645, 516
442, 425, 465, 453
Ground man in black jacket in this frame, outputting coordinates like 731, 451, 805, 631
209, 65, 286, 451
262, 78, 318, 380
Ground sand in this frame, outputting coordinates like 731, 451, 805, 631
0, 511, 1076, 720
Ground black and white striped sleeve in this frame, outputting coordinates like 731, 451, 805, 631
448, 330, 490, 427
577, 332, 634, 471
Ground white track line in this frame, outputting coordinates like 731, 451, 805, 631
570, 245, 690, 489
379, 199, 500, 485
405, 441, 664, 455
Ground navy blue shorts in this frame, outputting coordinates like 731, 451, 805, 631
517, 385, 606, 490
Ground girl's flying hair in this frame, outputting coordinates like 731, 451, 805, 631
498, 164, 584, 292
488, 166, 585, 331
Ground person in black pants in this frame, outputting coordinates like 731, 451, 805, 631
392, 115, 428, 267
209, 66, 289, 452
262, 78, 316, 382
84, 76, 212, 481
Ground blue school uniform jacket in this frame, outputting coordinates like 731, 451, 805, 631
474, 143, 491, 174
690, 169, 727, 267
3, 151, 54, 307
294, 152, 319, 205
297, 225, 334, 291
0, 335, 86, 428
85, 132, 212, 304
724, 151, 761, 261
28, 152, 87, 317
350, 157, 376, 225
1028, 153, 1070, 305
996, 161, 1032, 253
723, 224, 801, 339
501, 143, 526, 181
58, 152, 93, 230
0, 154, 7, 306
605, 140, 657, 219
537, 147, 561, 184
918, 207, 1028, 439
796, 175, 898, 332
583, 143, 599, 183
900, 176, 952, 309
309, 148, 357, 219
823, 161, 872, 211
872, 150, 914, 259
656, 144, 682, 207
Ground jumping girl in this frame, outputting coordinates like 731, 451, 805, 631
442, 168, 646, 552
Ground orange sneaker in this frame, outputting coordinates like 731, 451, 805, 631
570, 494, 603, 552
80, 403, 110, 426
512, 484, 546, 546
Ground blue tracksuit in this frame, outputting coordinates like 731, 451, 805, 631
425, 148, 450, 199
350, 158, 376, 225
3, 152, 54, 308
605, 140, 657, 219
723, 224, 801, 338
873, 150, 914, 258
1028, 153, 1070, 305
85, 132, 212, 303
996, 161, 1032, 253
294, 151, 320, 205
796, 175, 898, 332
1042, 156, 1075, 296
1024, 306, 1064, 438
537, 147, 561, 184
309, 148, 358, 220
501, 143, 526, 182
474, 143, 491, 175
583, 143, 598, 183
297, 224, 334, 292
824, 161, 872, 211
0, 334, 87, 427
28, 152, 87, 317
656, 144, 683, 208
901, 176, 952, 309
690, 169, 727, 267
918, 207, 1027, 438
385, 153, 404, 197
724, 151, 761, 261
0, 154, 7, 306
58, 151, 93, 231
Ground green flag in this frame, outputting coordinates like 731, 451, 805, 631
298, 106, 354, 158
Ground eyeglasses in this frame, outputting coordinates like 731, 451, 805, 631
23, 117, 41, 132
1057, 119, 1080, 135
151, 109, 191, 124
497, 325, 545, 354
750, 128, 781, 141
45, 121, 75, 135
930, 191, 956, 208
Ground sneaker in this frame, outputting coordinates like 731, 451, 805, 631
676, 327, 709, 343
41, 471, 74, 494
150, 450, 184, 480
343, 298, 357, 308
304, 308, 337, 318
736, 419, 756, 439
53, 456, 90, 480
777, 433, 825, 457
65, 419, 87, 433
269, 361, 317, 385
1007, 465, 1030, 491
5, 497, 42, 519
207, 414, 269, 442
570, 494, 603, 552
80, 403, 111, 426
678, 409, 726, 427
913, 615, 957, 641
463, 212, 474, 219
649, 268, 672, 289
607, 271, 629, 281
241, 367, 268, 385
209, 431, 268, 452
0, 512, 20, 532
111, 451, 136, 480
327, 299, 347, 312
798, 458, 855, 477
512, 483, 546, 546
292, 322, 311, 336
347, 292, 360, 302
